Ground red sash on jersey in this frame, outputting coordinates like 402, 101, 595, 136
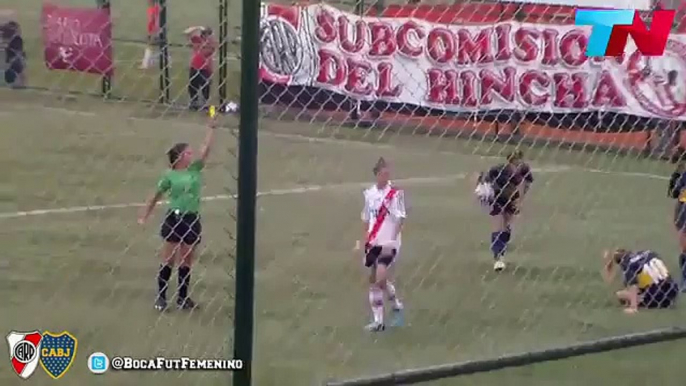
367, 188, 398, 244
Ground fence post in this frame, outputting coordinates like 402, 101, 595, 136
355, 0, 364, 16
374, 0, 385, 15
158, 0, 170, 104
233, 0, 259, 382
95, 0, 111, 98
218, 0, 229, 108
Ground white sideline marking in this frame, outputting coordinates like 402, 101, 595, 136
4, 103, 411, 152
0, 167, 568, 220
28, 103, 675, 182
584, 168, 668, 181
41, 106, 96, 117
0, 103, 674, 214
9, 103, 672, 179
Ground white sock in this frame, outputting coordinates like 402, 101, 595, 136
385, 281, 403, 310
368, 286, 384, 324
142, 47, 153, 68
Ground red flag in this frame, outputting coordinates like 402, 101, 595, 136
42, 4, 113, 76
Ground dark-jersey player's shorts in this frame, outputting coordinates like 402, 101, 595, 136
490, 192, 520, 217
160, 210, 202, 245
640, 280, 679, 308
364, 244, 397, 268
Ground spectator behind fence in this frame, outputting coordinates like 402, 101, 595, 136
2, 21, 25, 88
184, 26, 216, 111
140, 0, 160, 70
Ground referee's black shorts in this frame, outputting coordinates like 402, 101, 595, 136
160, 210, 202, 245
489, 191, 520, 216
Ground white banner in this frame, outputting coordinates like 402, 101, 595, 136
259, 3, 686, 120
501, 0, 651, 10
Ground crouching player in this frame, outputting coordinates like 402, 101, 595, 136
602, 249, 679, 314
668, 155, 686, 290
475, 151, 533, 271
357, 157, 406, 332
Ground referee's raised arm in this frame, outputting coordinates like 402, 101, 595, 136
198, 113, 217, 163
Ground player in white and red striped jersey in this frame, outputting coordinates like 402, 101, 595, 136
357, 157, 406, 332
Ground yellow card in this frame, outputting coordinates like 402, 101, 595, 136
209, 105, 216, 118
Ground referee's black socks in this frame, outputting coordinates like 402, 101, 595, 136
157, 264, 173, 300
178, 266, 191, 300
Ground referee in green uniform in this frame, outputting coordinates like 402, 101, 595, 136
138, 110, 217, 311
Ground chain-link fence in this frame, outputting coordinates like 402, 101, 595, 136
3, 0, 686, 385
1, 1, 238, 385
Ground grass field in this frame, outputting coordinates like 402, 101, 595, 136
3, 0, 686, 385
1, 89, 686, 386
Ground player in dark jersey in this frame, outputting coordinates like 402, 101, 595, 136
602, 249, 679, 314
668, 153, 686, 290
476, 151, 533, 272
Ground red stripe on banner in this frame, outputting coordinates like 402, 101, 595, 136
367, 188, 397, 244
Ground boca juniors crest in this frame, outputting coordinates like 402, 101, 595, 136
39, 331, 77, 379
6, 331, 43, 379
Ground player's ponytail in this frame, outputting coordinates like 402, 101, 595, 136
612, 249, 630, 264
167, 142, 189, 168
507, 150, 523, 163
373, 157, 387, 175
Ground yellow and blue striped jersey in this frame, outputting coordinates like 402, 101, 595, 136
619, 250, 672, 290
669, 171, 686, 202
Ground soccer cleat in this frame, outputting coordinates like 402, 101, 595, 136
177, 297, 199, 310
494, 260, 506, 272
390, 307, 405, 327
154, 297, 167, 312
364, 321, 385, 332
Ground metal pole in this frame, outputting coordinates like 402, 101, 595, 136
232, 0, 259, 381
374, 0, 385, 15
355, 0, 365, 16
158, 0, 170, 104
97, 0, 112, 98
218, 0, 229, 108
